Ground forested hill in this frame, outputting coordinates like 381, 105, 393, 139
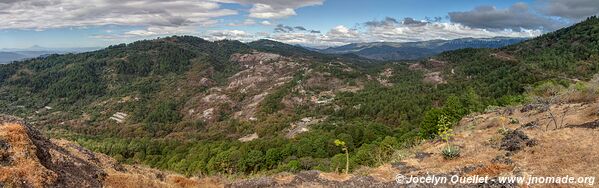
506, 15, 599, 79
0, 17, 597, 177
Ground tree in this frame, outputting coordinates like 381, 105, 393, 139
238, 150, 264, 173
419, 108, 444, 139
462, 87, 483, 113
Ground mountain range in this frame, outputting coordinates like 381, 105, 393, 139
316, 37, 527, 60
0, 16, 598, 187
0, 46, 100, 64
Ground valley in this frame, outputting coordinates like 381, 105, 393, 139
0, 10, 598, 188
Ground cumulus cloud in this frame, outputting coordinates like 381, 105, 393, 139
0, 0, 236, 30
267, 17, 543, 47
274, 24, 295, 33
260, 20, 272, 25
227, 19, 257, 26
268, 25, 360, 46
248, 4, 296, 19
205, 30, 257, 41
214, 0, 323, 9
3, 0, 579, 47
227, 19, 274, 26
274, 24, 320, 33
92, 26, 198, 39
448, 2, 560, 31
365, 17, 399, 27
327, 25, 359, 38
215, 0, 324, 19
402, 17, 428, 26
269, 32, 322, 45
364, 21, 542, 42
537, 0, 599, 20
0, 0, 323, 39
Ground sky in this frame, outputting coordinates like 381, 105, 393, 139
0, 0, 597, 49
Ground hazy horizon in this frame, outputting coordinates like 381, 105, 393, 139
1, 0, 596, 49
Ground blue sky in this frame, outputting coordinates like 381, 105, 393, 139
0, 0, 596, 49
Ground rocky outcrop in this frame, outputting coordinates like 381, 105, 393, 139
0, 115, 106, 187
0, 115, 205, 187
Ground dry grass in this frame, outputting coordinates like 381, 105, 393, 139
398, 102, 599, 187
0, 123, 58, 187
272, 172, 295, 185
466, 163, 513, 177
365, 164, 401, 182
318, 172, 352, 182
167, 176, 204, 188
104, 173, 169, 188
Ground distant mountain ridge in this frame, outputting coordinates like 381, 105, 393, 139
316, 37, 527, 60
0, 46, 101, 64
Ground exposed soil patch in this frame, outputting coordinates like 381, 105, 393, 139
491, 155, 513, 165
423, 71, 446, 84
414, 152, 432, 161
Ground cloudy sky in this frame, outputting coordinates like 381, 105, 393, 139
0, 0, 597, 49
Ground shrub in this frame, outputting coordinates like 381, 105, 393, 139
497, 127, 510, 136
530, 81, 565, 98
279, 160, 300, 173
441, 145, 460, 159
509, 117, 519, 124
436, 115, 453, 142
561, 82, 599, 103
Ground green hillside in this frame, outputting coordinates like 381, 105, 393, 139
0, 17, 598, 176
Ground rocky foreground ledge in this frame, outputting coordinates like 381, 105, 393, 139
0, 115, 207, 187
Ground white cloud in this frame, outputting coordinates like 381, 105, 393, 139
269, 32, 321, 44
248, 4, 296, 19
449, 3, 560, 31
227, 19, 258, 26
327, 25, 359, 38
212, 0, 324, 8
363, 21, 542, 42
205, 30, 257, 41
92, 26, 198, 39
266, 20, 542, 47
261, 20, 272, 25
267, 25, 358, 47
214, 0, 324, 19
537, 0, 599, 20
0, 0, 323, 41
0, 0, 237, 30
